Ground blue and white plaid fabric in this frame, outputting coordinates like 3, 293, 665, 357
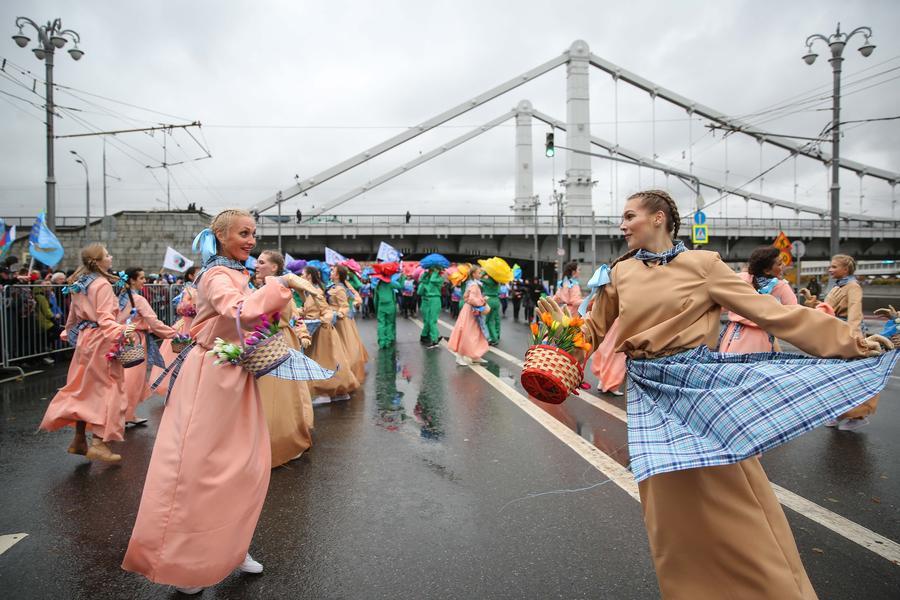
626, 345, 899, 482
67, 320, 98, 347
145, 334, 165, 368
301, 319, 321, 336
267, 348, 335, 381
150, 342, 195, 402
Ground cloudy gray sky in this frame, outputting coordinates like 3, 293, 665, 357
1, 0, 898, 221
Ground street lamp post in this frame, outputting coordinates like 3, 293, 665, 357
802, 23, 874, 257
11, 17, 84, 234
70, 151, 89, 243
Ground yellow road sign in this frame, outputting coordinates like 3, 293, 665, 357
692, 224, 709, 245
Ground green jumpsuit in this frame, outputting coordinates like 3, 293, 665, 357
374, 276, 403, 348
481, 276, 502, 344
417, 269, 444, 344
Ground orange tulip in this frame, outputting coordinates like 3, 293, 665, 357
540, 311, 553, 326
569, 316, 584, 328
530, 322, 539, 336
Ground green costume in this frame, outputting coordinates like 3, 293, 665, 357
417, 269, 444, 344
481, 276, 502, 344
374, 276, 403, 348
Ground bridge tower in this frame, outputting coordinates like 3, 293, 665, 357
513, 100, 535, 213
565, 40, 593, 216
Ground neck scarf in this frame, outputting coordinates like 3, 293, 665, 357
634, 240, 686, 266
754, 276, 779, 295
835, 276, 852, 287
62, 273, 99, 296
194, 255, 248, 285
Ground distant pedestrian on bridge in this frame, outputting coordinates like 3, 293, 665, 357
405, 210, 411, 224
296, 209, 302, 224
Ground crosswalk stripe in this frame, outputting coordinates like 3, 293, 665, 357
429, 316, 900, 564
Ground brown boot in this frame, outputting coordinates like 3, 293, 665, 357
67, 433, 88, 456
86, 438, 122, 463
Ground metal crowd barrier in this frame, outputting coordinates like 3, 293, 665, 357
0, 283, 183, 372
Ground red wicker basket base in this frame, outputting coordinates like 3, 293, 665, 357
519, 344, 584, 405
521, 368, 569, 404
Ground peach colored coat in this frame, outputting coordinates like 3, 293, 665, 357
553, 278, 583, 315
720, 273, 798, 354
447, 280, 489, 360
117, 292, 176, 422
330, 284, 369, 382
122, 267, 291, 588
590, 317, 627, 392
299, 288, 360, 398
152, 285, 197, 389
258, 299, 314, 467
40, 277, 128, 441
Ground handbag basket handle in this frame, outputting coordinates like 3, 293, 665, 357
234, 301, 245, 346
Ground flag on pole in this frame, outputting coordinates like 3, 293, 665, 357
28, 212, 64, 268
0, 225, 16, 261
325, 247, 348, 265
162, 246, 195, 273
377, 241, 401, 263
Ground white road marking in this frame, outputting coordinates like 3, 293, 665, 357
430, 315, 900, 565
0, 533, 28, 556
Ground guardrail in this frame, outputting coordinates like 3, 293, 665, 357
0, 283, 181, 374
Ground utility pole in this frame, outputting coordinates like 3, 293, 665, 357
551, 189, 566, 284
276, 191, 283, 253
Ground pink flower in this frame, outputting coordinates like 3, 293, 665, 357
272, 312, 281, 323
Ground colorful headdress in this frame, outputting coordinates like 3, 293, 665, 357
448, 263, 470, 287
372, 261, 399, 282
286, 258, 307, 275
340, 258, 362, 275
477, 257, 514, 284
307, 259, 331, 284
420, 253, 450, 270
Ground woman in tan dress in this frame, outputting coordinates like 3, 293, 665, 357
298, 265, 360, 404
538, 190, 894, 600
807, 254, 878, 431
329, 264, 369, 382
254, 251, 316, 465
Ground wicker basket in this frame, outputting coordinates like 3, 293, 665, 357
234, 303, 291, 378
116, 343, 146, 368
171, 340, 191, 354
520, 344, 584, 404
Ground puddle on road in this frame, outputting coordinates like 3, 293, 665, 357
373, 348, 445, 440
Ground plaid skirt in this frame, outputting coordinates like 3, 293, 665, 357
627, 346, 899, 482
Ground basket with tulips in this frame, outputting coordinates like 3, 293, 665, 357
208, 308, 291, 378
520, 311, 592, 404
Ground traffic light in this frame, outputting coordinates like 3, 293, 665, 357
545, 132, 555, 157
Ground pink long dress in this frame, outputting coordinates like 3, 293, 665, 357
720, 273, 798, 353
590, 317, 627, 392
122, 267, 291, 588
553, 278, 583, 315
40, 277, 128, 441
152, 285, 197, 389
117, 292, 176, 422
447, 280, 489, 360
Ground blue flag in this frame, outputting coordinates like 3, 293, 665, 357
29, 212, 64, 268
377, 241, 401, 263
325, 247, 348, 266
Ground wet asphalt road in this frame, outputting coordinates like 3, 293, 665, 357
0, 310, 898, 599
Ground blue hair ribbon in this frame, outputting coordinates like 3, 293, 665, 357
578, 264, 611, 317
192, 228, 218, 264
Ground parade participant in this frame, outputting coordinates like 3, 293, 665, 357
510, 279, 524, 322
553, 261, 583, 315
447, 264, 490, 366
39, 244, 135, 462
123, 209, 331, 594
499, 282, 510, 317
117, 267, 177, 427
809, 254, 877, 431
589, 318, 626, 396
449, 280, 462, 319
477, 257, 513, 346
372, 262, 403, 349
255, 250, 316, 465
720, 246, 797, 354
538, 190, 895, 600
400, 273, 417, 318
359, 276, 373, 319
330, 263, 369, 382
299, 265, 360, 403
418, 253, 450, 348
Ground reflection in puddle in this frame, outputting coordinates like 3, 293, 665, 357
374, 348, 408, 431
413, 351, 445, 440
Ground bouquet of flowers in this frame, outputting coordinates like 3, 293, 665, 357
107, 334, 145, 368
521, 312, 590, 404
177, 304, 197, 318
208, 311, 290, 377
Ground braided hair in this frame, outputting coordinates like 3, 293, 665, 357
123, 267, 144, 308
611, 189, 682, 268
68, 243, 119, 285
210, 209, 253, 244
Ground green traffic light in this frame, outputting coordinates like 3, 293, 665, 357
545, 147, 555, 157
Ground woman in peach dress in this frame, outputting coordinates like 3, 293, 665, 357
117, 267, 176, 426
447, 264, 490, 366
330, 264, 369, 382
254, 250, 315, 466
122, 210, 326, 595
152, 266, 198, 390
720, 246, 797, 354
553, 261, 583, 315
39, 244, 135, 463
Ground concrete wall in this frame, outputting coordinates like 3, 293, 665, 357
10, 211, 207, 273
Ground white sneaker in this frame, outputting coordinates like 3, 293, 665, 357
239, 553, 263, 574
455, 355, 469, 367
838, 417, 869, 431
609, 389, 624, 397
824, 419, 839, 427
471, 357, 488, 365
332, 393, 351, 402
311, 396, 331, 406
175, 586, 203, 595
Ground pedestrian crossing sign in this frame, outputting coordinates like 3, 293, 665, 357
691, 224, 709, 245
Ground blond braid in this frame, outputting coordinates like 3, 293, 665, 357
210, 209, 252, 238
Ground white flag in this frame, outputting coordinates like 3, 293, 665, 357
163, 246, 194, 273
285, 252, 296, 265
325, 247, 348, 265
376, 241, 401, 263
